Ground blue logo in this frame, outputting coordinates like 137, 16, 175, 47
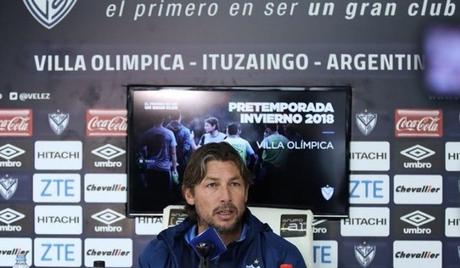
23, 0, 77, 29
321, 185, 334, 200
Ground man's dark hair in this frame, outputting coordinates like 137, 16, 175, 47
226, 122, 240, 135
182, 142, 253, 221
204, 117, 220, 131
264, 123, 278, 131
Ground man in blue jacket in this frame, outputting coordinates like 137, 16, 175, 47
138, 142, 307, 268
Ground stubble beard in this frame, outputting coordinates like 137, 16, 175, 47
199, 202, 244, 235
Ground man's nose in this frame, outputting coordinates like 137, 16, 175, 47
219, 185, 232, 202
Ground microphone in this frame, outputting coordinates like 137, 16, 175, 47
195, 242, 213, 268
189, 227, 227, 268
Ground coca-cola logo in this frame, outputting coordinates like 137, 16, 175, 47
0, 110, 33, 137
395, 109, 443, 137
86, 110, 127, 137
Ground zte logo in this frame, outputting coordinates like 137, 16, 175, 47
23, 0, 77, 29
312, 241, 337, 268
91, 209, 125, 233
34, 238, 82, 267
350, 175, 389, 204
33, 174, 81, 203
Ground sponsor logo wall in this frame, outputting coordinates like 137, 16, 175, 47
1, 0, 460, 267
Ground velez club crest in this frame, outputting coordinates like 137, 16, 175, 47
0, 175, 18, 200
321, 185, 334, 201
356, 110, 377, 136
48, 110, 69, 135
354, 241, 376, 267
23, 0, 77, 29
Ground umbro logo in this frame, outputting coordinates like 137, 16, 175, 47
92, 144, 125, 161
400, 210, 435, 227
91, 209, 125, 225
0, 144, 25, 160
400, 145, 435, 161
23, 0, 77, 29
0, 208, 25, 225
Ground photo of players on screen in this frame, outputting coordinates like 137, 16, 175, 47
128, 87, 350, 217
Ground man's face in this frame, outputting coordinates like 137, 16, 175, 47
184, 160, 248, 234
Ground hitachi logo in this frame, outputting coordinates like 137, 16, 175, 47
137, 217, 162, 224
342, 217, 387, 225
395, 185, 440, 193
351, 152, 387, 160
37, 151, 80, 159
447, 152, 460, 160
447, 219, 460, 226
36, 216, 80, 224
395, 251, 440, 259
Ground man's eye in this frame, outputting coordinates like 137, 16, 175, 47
230, 182, 241, 187
206, 183, 217, 188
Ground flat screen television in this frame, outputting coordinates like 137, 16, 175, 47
422, 22, 460, 98
127, 86, 351, 217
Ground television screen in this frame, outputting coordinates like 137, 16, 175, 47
127, 86, 351, 217
423, 22, 460, 98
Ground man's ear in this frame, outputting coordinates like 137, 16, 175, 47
183, 186, 195, 206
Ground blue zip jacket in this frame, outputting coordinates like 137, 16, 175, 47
138, 209, 307, 268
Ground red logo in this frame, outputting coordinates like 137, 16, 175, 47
86, 109, 127, 137
395, 109, 443, 137
0, 109, 33, 136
